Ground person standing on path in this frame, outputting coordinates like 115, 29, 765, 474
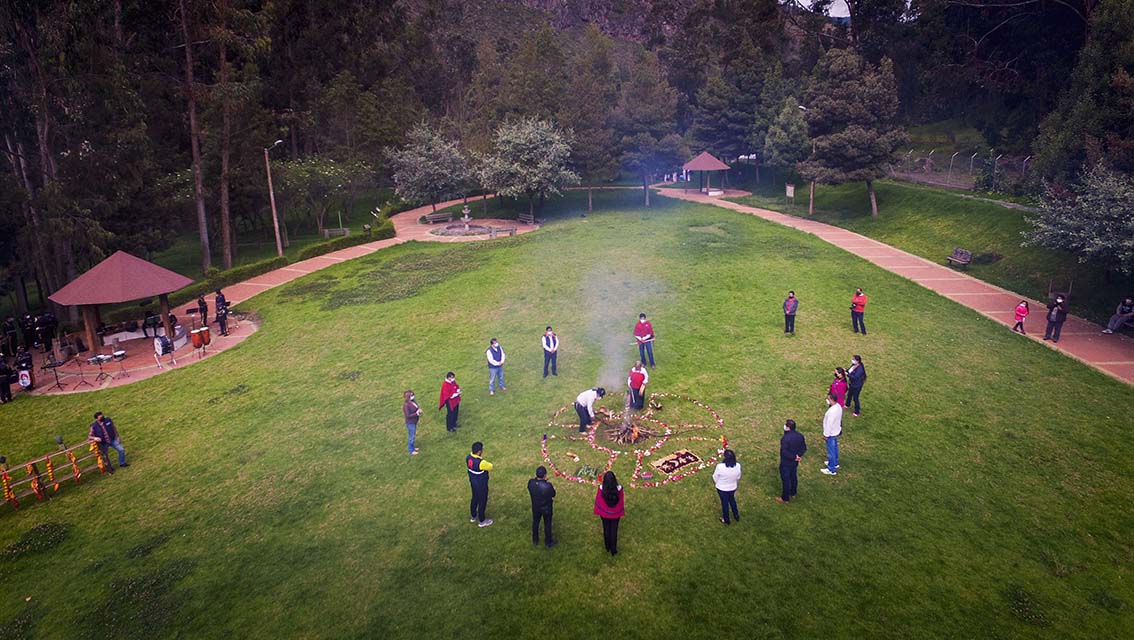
88, 412, 128, 472
1043, 295, 1068, 343
1012, 300, 1030, 334
1103, 297, 1134, 334
594, 471, 625, 556
542, 327, 559, 377
0, 358, 12, 404
467, 441, 493, 528
627, 362, 649, 410
829, 367, 848, 407
528, 466, 557, 548
846, 355, 866, 417
634, 313, 655, 367
776, 419, 806, 504
2, 317, 17, 357
197, 296, 208, 328
712, 449, 742, 524
783, 291, 799, 334
575, 387, 606, 432
439, 372, 462, 432
821, 392, 843, 476
403, 390, 422, 455
851, 288, 868, 335
486, 338, 506, 395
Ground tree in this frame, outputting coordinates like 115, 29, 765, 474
614, 50, 681, 206
1026, 163, 1134, 275
558, 26, 620, 212
798, 48, 907, 217
763, 97, 811, 179
480, 118, 579, 218
749, 62, 791, 183
386, 124, 469, 213
277, 157, 372, 234
178, 0, 212, 272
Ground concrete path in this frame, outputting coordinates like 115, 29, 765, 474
27, 199, 537, 396
655, 186, 1134, 385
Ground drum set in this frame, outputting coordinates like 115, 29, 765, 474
190, 325, 211, 358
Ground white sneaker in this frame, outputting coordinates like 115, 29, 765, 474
470, 518, 477, 523
820, 468, 837, 475
823, 461, 842, 469
478, 518, 494, 528
1102, 329, 1113, 334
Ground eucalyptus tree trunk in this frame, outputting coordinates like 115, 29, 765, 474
219, 31, 234, 269
179, 0, 212, 272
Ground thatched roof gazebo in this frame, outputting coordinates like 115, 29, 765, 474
683, 151, 731, 195
49, 251, 193, 355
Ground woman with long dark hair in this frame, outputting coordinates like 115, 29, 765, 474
829, 367, 848, 407
1012, 300, 1029, 334
712, 449, 741, 524
593, 471, 625, 555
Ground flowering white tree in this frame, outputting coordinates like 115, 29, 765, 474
277, 157, 371, 234
385, 125, 469, 213
480, 117, 579, 218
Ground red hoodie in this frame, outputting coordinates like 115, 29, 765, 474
852, 293, 868, 313
439, 379, 461, 410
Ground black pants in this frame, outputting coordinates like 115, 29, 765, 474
532, 509, 553, 545
629, 387, 645, 410
1044, 320, 1064, 342
218, 315, 228, 335
543, 351, 557, 377
717, 489, 739, 523
779, 461, 798, 501
852, 311, 866, 334
785, 314, 795, 333
576, 403, 592, 432
846, 386, 862, 415
446, 403, 459, 431
0, 382, 11, 403
470, 482, 488, 522
601, 517, 620, 555
1012, 321, 1025, 333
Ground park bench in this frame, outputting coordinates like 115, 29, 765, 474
322, 227, 350, 239
424, 212, 453, 224
518, 212, 535, 225
946, 247, 972, 269
488, 226, 517, 239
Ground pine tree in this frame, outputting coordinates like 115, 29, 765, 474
559, 26, 620, 212
763, 97, 811, 178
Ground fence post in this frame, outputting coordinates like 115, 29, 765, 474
970, 152, 979, 174
1, 457, 17, 510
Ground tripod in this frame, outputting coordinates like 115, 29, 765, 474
93, 356, 113, 382
44, 363, 66, 392
73, 359, 93, 389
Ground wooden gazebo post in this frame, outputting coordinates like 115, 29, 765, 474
158, 293, 173, 343
81, 305, 100, 355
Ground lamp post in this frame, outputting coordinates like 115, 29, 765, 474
263, 139, 285, 257
798, 105, 817, 216
948, 151, 960, 183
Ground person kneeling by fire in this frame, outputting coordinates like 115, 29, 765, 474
575, 387, 606, 433
627, 361, 648, 410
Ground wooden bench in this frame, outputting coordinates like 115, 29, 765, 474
424, 212, 453, 224
488, 226, 517, 239
322, 227, 350, 239
518, 212, 535, 225
946, 247, 972, 268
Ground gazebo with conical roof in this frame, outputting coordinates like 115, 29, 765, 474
49, 251, 194, 355
683, 151, 731, 194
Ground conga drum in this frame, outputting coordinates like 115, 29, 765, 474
190, 329, 204, 349
201, 327, 211, 346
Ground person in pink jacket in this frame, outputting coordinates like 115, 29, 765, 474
1012, 300, 1029, 334
829, 367, 848, 407
594, 471, 625, 556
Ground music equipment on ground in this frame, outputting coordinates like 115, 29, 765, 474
112, 350, 129, 378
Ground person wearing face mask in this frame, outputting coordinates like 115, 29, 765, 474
486, 338, 506, 395
821, 392, 843, 476
1043, 295, 1068, 343
403, 390, 422, 455
829, 367, 848, 407
851, 287, 868, 335
1103, 296, 1134, 334
846, 355, 866, 417
542, 326, 559, 377
783, 291, 799, 334
776, 419, 806, 504
439, 372, 461, 432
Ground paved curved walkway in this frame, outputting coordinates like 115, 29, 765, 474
654, 186, 1134, 385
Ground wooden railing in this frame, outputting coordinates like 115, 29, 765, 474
1, 439, 114, 511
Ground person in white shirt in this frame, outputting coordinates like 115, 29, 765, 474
821, 392, 843, 476
486, 338, 506, 395
574, 387, 606, 433
712, 449, 742, 524
627, 361, 649, 410
542, 327, 559, 378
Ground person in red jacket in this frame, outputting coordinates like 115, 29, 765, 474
829, 367, 848, 407
851, 288, 868, 335
439, 372, 461, 432
627, 361, 649, 410
594, 471, 625, 556
633, 313, 655, 367
1012, 300, 1030, 334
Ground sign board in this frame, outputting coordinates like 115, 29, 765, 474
785, 184, 796, 198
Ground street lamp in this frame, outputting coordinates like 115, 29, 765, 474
264, 139, 285, 257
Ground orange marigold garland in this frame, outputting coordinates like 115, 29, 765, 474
90, 441, 108, 474
66, 449, 82, 483
1, 470, 17, 509
45, 455, 59, 491
25, 464, 44, 500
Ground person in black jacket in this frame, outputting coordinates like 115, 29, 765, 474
19, 313, 35, 350
846, 355, 867, 417
1043, 295, 1069, 343
0, 358, 12, 403
776, 419, 807, 504
527, 465, 557, 548
1, 316, 17, 357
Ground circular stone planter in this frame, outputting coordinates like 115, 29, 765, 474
429, 223, 493, 237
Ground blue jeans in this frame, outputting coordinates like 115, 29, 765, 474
101, 438, 127, 466
825, 435, 839, 473
406, 423, 417, 453
852, 311, 866, 334
638, 341, 654, 366
717, 489, 739, 523
488, 366, 505, 392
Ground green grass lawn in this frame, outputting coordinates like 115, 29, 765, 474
2, 190, 1132, 639
725, 179, 1134, 325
